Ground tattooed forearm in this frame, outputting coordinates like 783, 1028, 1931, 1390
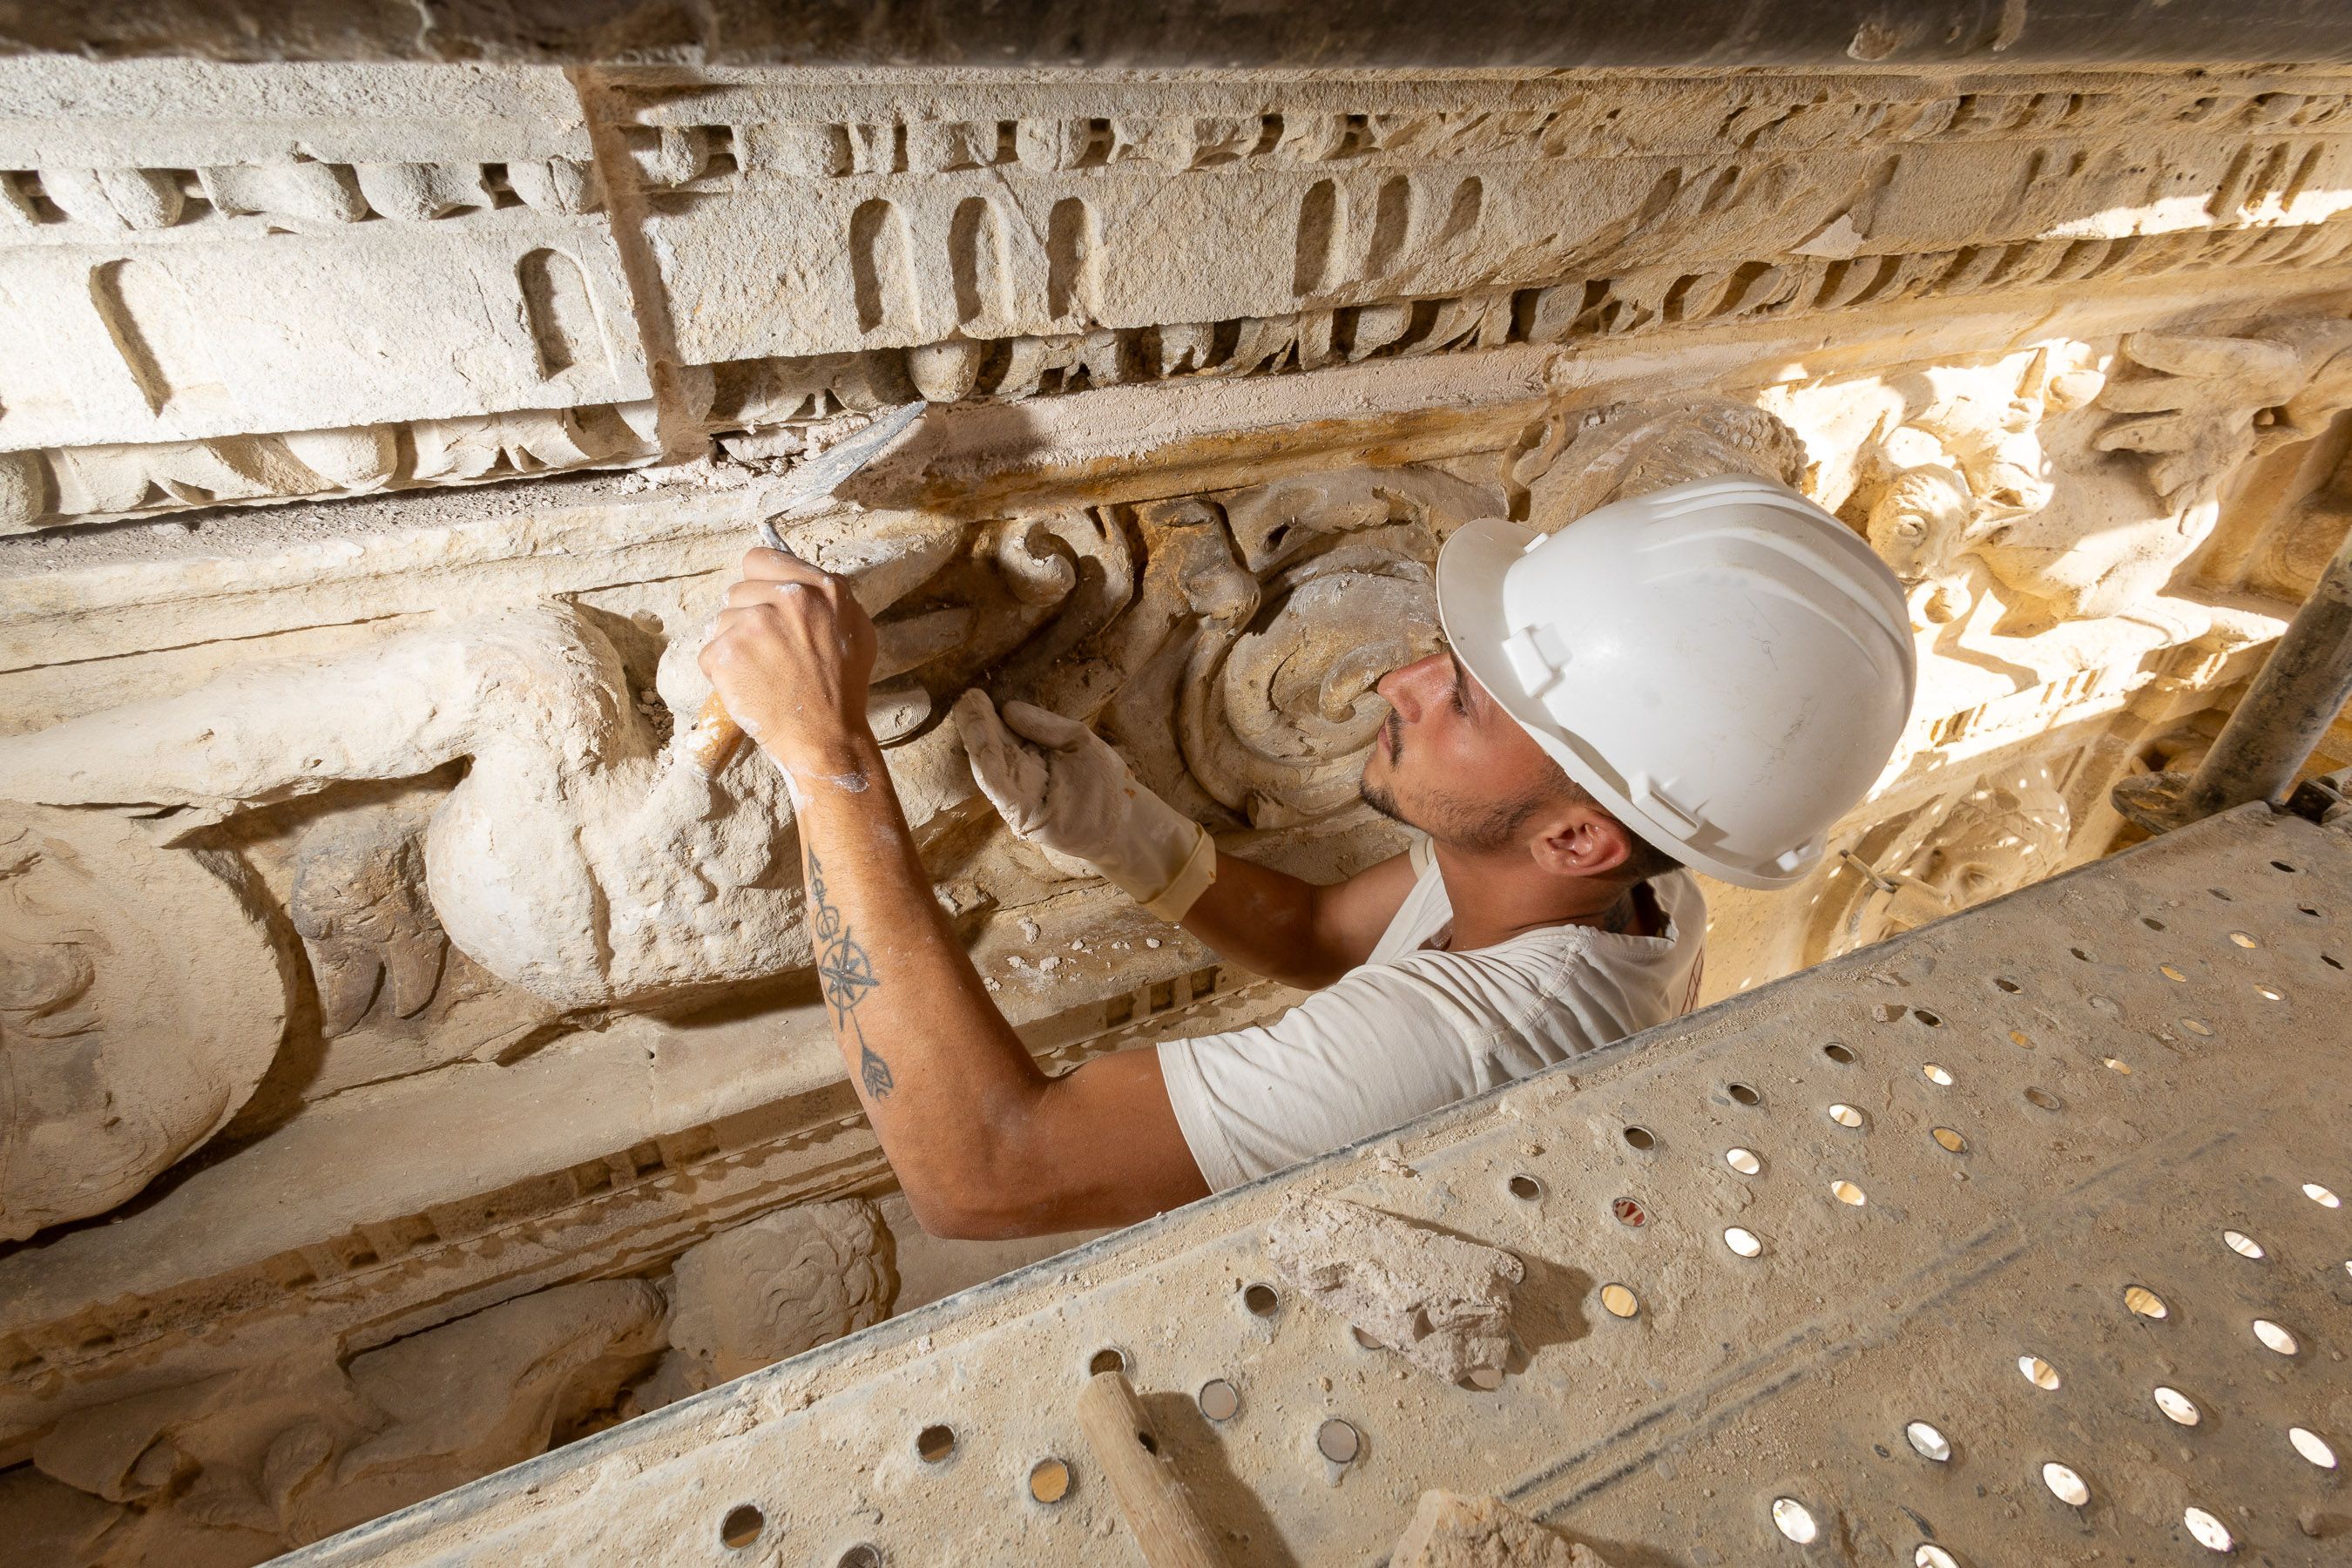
807, 851, 894, 1098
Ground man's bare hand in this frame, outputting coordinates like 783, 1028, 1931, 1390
700, 547, 879, 769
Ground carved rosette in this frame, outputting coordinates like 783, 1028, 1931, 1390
0, 807, 291, 1240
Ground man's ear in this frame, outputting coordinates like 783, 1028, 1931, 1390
1530, 806, 1635, 881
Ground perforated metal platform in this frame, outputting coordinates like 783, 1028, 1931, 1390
289, 804, 2352, 1567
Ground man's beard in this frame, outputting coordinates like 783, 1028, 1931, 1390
1360, 719, 1545, 853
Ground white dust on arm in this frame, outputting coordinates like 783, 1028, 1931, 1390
770, 754, 809, 809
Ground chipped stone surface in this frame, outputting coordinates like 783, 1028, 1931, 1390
1391, 1492, 1616, 1568
1264, 1195, 1524, 1382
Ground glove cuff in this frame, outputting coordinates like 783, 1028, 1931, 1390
1129, 822, 1218, 923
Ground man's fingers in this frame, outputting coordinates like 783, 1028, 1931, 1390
696, 606, 773, 679
703, 602, 779, 657
723, 577, 831, 612
737, 544, 836, 586
711, 601, 790, 630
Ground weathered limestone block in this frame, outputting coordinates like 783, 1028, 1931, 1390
1264, 1196, 1524, 1383
0, 805, 290, 1239
0, 58, 645, 464
1391, 1491, 1617, 1568
612, 74, 2352, 369
663, 1198, 897, 1388
330, 1281, 666, 1527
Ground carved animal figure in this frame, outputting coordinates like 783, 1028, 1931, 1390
1846, 353, 2106, 626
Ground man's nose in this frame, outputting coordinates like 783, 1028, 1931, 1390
1376, 652, 1450, 724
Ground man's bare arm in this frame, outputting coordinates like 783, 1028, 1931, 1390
702, 549, 1210, 1240
1174, 849, 1418, 990
790, 741, 1210, 1237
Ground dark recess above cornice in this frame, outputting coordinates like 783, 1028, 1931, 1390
2, 1, 2349, 70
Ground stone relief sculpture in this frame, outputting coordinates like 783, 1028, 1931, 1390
0, 607, 803, 1010
1806, 762, 2074, 962
10, 1278, 666, 1564
1838, 352, 2107, 627
0, 375, 2191, 1238
2046, 314, 2352, 620
5, 51, 2352, 1568
0, 1196, 896, 1565
2097, 318, 2352, 507
654, 1198, 897, 1395
0, 460, 1505, 1013
0, 806, 290, 1240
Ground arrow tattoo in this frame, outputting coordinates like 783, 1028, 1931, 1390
807, 851, 893, 1099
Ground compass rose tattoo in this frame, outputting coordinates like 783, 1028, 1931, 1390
806, 851, 893, 1099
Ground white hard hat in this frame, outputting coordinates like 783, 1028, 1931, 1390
1436, 476, 1916, 889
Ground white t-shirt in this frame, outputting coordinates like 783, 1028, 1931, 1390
1158, 839, 1707, 1192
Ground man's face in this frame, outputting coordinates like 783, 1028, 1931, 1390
1360, 649, 1567, 852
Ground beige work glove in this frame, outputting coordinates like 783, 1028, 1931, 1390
950, 690, 1217, 923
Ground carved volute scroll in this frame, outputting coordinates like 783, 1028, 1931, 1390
1169, 470, 1490, 828
0, 806, 291, 1240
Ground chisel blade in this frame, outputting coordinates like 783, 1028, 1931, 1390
754, 401, 929, 547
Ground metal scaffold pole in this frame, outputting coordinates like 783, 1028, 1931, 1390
2115, 524, 2352, 834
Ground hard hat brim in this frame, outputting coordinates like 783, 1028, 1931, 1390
1434, 516, 1803, 890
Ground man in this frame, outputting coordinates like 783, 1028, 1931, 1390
700, 476, 1915, 1239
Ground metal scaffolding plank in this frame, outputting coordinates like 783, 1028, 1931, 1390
287, 804, 2352, 1567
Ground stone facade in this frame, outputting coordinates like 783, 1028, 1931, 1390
3, 55, 2351, 1565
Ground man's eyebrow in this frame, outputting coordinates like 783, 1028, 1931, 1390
1447, 648, 1479, 713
